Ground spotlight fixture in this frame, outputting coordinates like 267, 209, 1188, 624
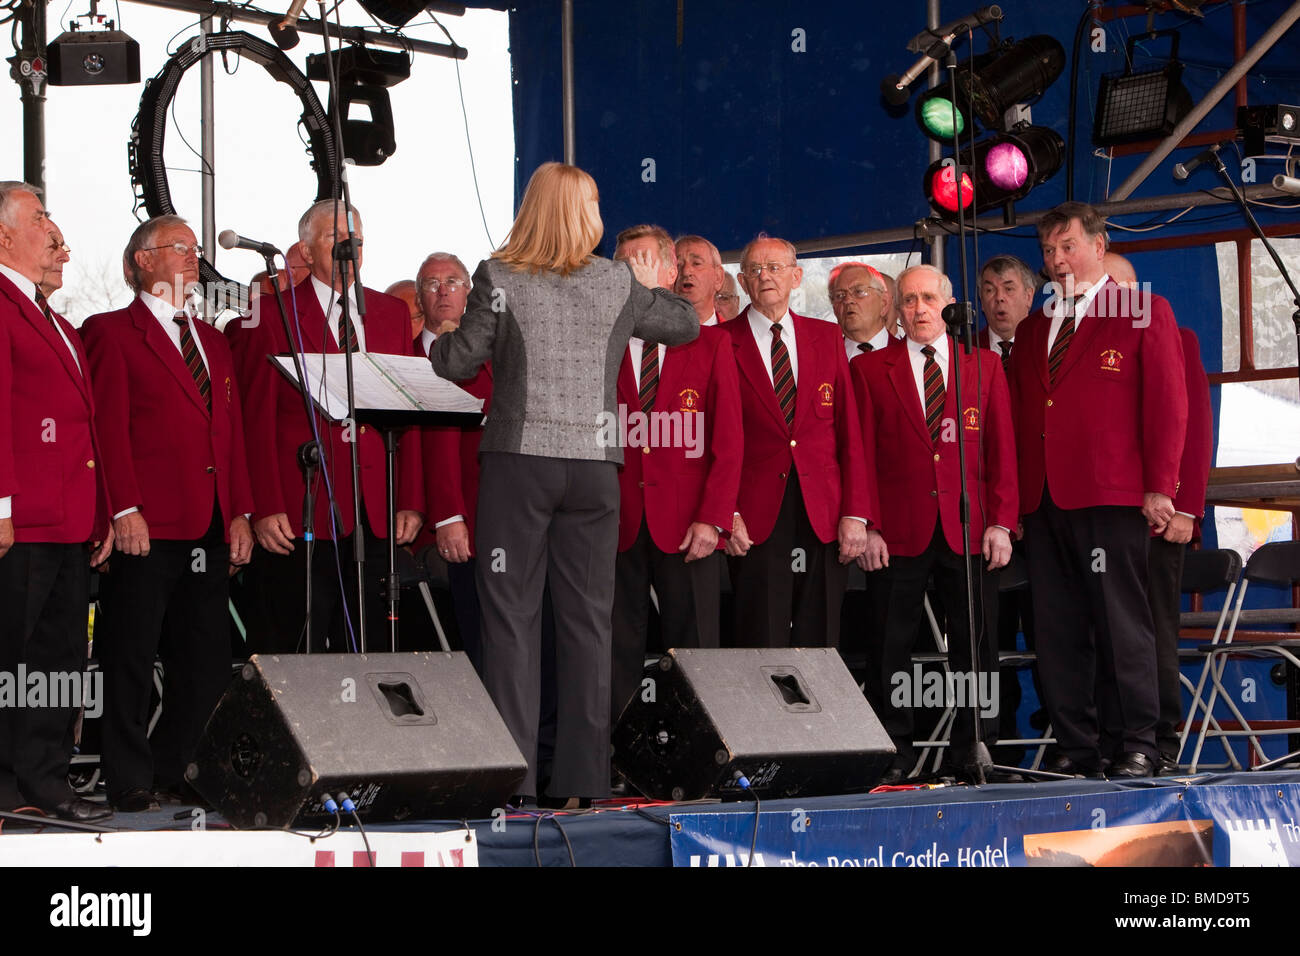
47, 0, 139, 87
1093, 31, 1192, 147
306, 45, 410, 166
356, 0, 466, 28
1238, 104, 1300, 157
923, 125, 1065, 219
915, 35, 1064, 143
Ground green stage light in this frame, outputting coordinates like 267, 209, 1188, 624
920, 96, 964, 139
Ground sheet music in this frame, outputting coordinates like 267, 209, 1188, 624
273, 353, 484, 421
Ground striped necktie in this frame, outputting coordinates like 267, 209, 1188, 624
1048, 301, 1078, 385
638, 343, 659, 413
921, 344, 945, 445
770, 322, 796, 429
174, 314, 212, 410
335, 298, 360, 353
34, 289, 56, 328
997, 339, 1012, 374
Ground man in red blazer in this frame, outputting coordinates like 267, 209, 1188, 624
851, 264, 1017, 781
82, 216, 255, 812
232, 200, 424, 653
1009, 202, 1188, 778
0, 182, 113, 821
1151, 326, 1213, 773
610, 226, 742, 721
724, 235, 872, 647
414, 252, 492, 666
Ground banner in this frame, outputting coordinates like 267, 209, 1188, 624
0, 828, 477, 867
669, 782, 1300, 867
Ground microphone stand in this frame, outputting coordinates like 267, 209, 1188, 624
319, 2, 369, 652
261, 253, 322, 653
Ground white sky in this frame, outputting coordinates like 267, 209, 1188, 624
1, 3, 516, 320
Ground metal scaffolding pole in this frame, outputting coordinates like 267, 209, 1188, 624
927, 0, 943, 272
1110, 0, 1300, 201
15, 0, 47, 195
561, 0, 575, 165
200, 15, 216, 264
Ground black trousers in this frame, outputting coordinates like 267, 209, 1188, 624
611, 519, 721, 723
875, 521, 1000, 765
1148, 535, 1186, 759
447, 558, 482, 674
99, 505, 230, 796
0, 542, 90, 810
243, 511, 391, 654
474, 452, 618, 800
730, 475, 848, 648
1024, 488, 1159, 767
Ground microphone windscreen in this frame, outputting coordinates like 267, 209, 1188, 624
270, 21, 299, 51
217, 229, 240, 250
881, 74, 911, 107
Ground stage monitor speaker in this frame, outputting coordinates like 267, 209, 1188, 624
612, 647, 894, 802
189, 652, 526, 829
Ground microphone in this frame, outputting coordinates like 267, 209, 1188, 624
218, 230, 281, 257
885, 5, 1003, 103
269, 0, 309, 51
1273, 174, 1300, 196
1173, 143, 1224, 181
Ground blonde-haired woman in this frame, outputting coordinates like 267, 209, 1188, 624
432, 163, 698, 805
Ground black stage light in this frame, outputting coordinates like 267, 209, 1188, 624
357, 0, 465, 28
47, 21, 140, 86
923, 125, 1065, 220
916, 35, 1064, 143
307, 45, 410, 166
1238, 104, 1300, 157
1093, 31, 1192, 147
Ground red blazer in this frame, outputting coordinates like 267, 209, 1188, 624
0, 272, 109, 543
1173, 327, 1213, 531
81, 299, 254, 542
230, 278, 422, 539
616, 326, 743, 553
851, 341, 1018, 557
421, 359, 493, 557
1009, 280, 1187, 514
722, 307, 872, 544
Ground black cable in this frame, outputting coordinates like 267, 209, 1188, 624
1066, 2, 1099, 201
347, 809, 375, 866
531, 811, 577, 867
745, 790, 761, 867
429, 14, 496, 249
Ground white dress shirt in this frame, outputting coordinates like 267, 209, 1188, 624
906, 333, 949, 409
843, 325, 892, 362
628, 337, 667, 390
1047, 273, 1110, 351
746, 307, 798, 387
312, 275, 366, 352
703, 313, 719, 327
0, 263, 84, 521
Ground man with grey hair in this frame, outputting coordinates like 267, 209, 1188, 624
232, 199, 425, 653
715, 270, 741, 322
82, 215, 255, 811
723, 233, 873, 648
851, 263, 1017, 782
0, 181, 114, 821
977, 254, 1037, 370
673, 235, 725, 325
829, 262, 893, 359
880, 272, 904, 338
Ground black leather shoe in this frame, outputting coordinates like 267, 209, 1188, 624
1043, 754, 1100, 778
53, 798, 114, 823
111, 788, 160, 813
877, 767, 907, 786
1109, 752, 1156, 778
1156, 754, 1182, 776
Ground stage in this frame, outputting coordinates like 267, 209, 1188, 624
3, 770, 1298, 867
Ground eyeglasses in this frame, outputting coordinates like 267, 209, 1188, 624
419, 277, 467, 293
144, 242, 204, 258
831, 286, 881, 303
48, 237, 70, 255
742, 262, 795, 278
714, 292, 740, 302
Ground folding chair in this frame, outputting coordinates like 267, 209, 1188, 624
1174, 548, 1242, 770
1184, 542, 1300, 772
991, 551, 1056, 770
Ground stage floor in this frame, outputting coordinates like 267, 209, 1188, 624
3, 770, 1298, 867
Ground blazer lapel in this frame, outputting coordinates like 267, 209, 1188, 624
617, 346, 637, 408
132, 298, 210, 418
732, 308, 788, 431
1, 278, 87, 397
888, 345, 932, 447
1053, 284, 1111, 384
790, 316, 819, 432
